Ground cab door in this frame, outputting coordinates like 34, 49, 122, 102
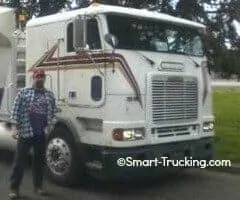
63, 16, 106, 107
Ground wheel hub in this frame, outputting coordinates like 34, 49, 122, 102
50, 149, 61, 161
46, 137, 72, 177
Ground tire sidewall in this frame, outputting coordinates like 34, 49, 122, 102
45, 125, 83, 186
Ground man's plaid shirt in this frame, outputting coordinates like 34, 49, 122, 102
10, 87, 58, 138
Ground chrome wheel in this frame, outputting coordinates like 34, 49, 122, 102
46, 137, 72, 177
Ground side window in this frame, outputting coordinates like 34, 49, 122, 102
87, 19, 101, 50
91, 76, 102, 101
66, 19, 101, 52
67, 22, 74, 52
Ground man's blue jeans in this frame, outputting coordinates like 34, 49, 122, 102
9, 135, 46, 191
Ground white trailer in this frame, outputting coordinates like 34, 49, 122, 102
0, 7, 19, 150
0, 3, 214, 186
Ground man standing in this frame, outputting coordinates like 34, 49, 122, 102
8, 68, 57, 199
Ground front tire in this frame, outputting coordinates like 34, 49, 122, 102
45, 125, 84, 186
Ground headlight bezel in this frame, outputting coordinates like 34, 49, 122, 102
112, 128, 145, 141
203, 121, 214, 132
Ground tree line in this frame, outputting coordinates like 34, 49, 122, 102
1, 0, 240, 79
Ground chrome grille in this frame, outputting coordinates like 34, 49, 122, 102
151, 76, 198, 123
152, 126, 190, 138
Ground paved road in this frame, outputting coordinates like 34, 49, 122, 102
0, 150, 240, 200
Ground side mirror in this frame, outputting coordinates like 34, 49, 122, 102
74, 15, 87, 51
104, 33, 119, 48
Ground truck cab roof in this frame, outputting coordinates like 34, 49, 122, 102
26, 3, 206, 30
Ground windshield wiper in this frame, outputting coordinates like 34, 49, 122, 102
177, 52, 200, 68
136, 51, 155, 66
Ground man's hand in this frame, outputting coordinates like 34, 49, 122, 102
11, 125, 21, 140
12, 132, 19, 140
44, 125, 54, 135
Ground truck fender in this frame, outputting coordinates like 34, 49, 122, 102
46, 117, 81, 144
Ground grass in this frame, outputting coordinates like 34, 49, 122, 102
213, 88, 240, 163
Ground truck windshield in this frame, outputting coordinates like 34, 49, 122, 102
106, 14, 204, 57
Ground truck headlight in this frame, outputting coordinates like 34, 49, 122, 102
203, 122, 214, 132
112, 128, 145, 141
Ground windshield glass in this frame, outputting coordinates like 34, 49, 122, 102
106, 14, 204, 57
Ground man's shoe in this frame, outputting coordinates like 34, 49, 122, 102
34, 188, 47, 196
8, 189, 19, 199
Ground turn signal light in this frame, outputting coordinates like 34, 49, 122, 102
112, 129, 124, 141
112, 128, 145, 141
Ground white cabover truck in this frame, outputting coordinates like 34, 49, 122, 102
0, 3, 214, 185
